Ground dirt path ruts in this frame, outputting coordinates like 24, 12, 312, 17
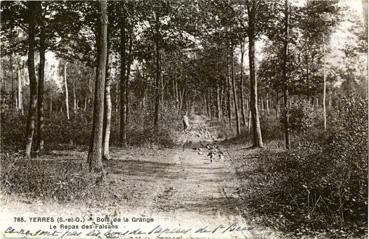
0, 114, 280, 238
121, 115, 280, 238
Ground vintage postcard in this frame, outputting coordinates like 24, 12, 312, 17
0, 0, 367, 238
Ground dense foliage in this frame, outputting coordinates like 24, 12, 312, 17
236, 95, 367, 237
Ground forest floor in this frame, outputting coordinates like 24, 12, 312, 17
1, 115, 363, 239
1, 114, 282, 239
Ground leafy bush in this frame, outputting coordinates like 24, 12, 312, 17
1, 110, 27, 150
241, 95, 368, 237
280, 100, 323, 133
45, 111, 92, 147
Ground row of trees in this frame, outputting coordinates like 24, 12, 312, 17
1, 0, 367, 172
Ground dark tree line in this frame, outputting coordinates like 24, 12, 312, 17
1, 0, 367, 173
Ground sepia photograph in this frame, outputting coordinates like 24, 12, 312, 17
0, 0, 367, 238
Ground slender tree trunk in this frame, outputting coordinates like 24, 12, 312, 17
119, 8, 127, 147
282, 0, 290, 149
266, 93, 270, 114
175, 76, 179, 110
231, 47, 240, 136
179, 89, 185, 112
10, 54, 16, 109
208, 92, 213, 119
49, 93, 53, 116
64, 62, 70, 120
115, 82, 119, 116
247, 99, 251, 133
216, 83, 221, 120
322, 36, 327, 130
220, 87, 224, 120
103, 65, 111, 160
248, 3, 263, 148
25, 1, 38, 159
227, 52, 232, 128
88, 69, 93, 110
275, 91, 279, 120
261, 98, 264, 113
87, 0, 108, 173
154, 10, 161, 129
73, 81, 77, 113
240, 41, 246, 126
18, 69, 23, 114
126, 28, 133, 125
36, 8, 46, 153
103, 23, 111, 161
204, 93, 209, 117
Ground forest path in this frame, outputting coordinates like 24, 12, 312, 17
0, 114, 279, 238
104, 114, 279, 238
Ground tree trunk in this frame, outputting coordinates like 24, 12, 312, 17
64, 62, 70, 120
103, 22, 111, 160
227, 53, 232, 128
10, 54, 16, 109
231, 47, 240, 136
248, 99, 252, 133
153, 10, 161, 129
49, 93, 53, 116
87, 0, 107, 173
88, 69, 93, 110
216, 83, 221, 120
115, 82, 119, 116
240, 40, 246, 126
73, 80, 77, 113
103, 64, 111, 160
119, 7, 127, 147
25, 1, 38, 159
204, 93, 209, 117
248, 3, 263, 148
323, 36, 327, 130
175, 77, 179, 110
36, 7, 46, 153
275, 91, 279, 119
179, 89, 185, 112
18, 69, 23, 114
266, 93, 270, 114
126, 28, 133, 125
282, 0, 290, 149
261, 98, 264, 114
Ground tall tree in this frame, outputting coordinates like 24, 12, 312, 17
246, 0, 263, 148
240, 40, 247, 126
87, 0, 108, 173
153, 7, 161, 129
103, 19, 111, 160
17, 68, 23, 114
322, 35, 327, 130
36, 2, 46, 153
24, 1, 38, 159
119, 3, 128, 147
231, 46, 241, 136
282, 0, 290, 148
64, 62, 70, 120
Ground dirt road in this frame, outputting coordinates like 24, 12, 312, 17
102, 115, 278, 238
0, 115, 279, 238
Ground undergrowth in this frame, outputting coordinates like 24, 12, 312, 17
1, 105, 183, 151
234, 96, 368, 238
0, 153, 109, 203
